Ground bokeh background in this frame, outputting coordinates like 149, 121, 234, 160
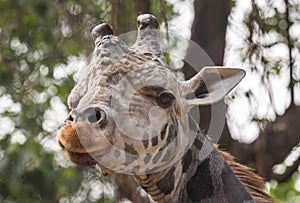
0, 0, 300, 202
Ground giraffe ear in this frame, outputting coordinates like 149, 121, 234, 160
181, 67, 245, 108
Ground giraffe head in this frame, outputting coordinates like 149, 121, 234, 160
57, 14, 245, 176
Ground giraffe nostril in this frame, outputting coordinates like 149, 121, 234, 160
64, 115, 73, 126
87, 107, 107, 126
67, 114, 74, 122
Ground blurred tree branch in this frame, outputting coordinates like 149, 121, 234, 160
223, 0, 300, 187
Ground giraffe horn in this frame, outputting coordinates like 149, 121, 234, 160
92, 23, 114, 44
131, 14, 165, 64
90, 22, 130, 69
137, 13, 159, 30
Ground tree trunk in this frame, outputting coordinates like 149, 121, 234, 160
109, 0, 136, 34
190, 0, 230, 66
136, 0, 151, 15
183, 0, 232, 144
255, 104, 300, 181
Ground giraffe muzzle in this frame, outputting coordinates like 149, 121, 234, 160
57, 108, 112, 165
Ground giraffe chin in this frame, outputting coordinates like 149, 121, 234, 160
63, 149, 97, 165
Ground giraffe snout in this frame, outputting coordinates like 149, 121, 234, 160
65, 107, 108, 128
57, 106, 113, 165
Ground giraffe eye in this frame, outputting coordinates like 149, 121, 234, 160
157, 92, 175, 108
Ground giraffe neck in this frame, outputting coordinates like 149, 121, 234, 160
135, 135, 254, 203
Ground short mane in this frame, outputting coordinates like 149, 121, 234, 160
220, 150, 274, 203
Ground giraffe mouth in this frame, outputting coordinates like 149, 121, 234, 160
58, 140, 110, 166
57, 138, 97, 165
57, 121, 110, 165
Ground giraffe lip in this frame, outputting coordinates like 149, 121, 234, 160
59, 140, 108, 154
57, 133, 109, 154
62, 149, 98, 165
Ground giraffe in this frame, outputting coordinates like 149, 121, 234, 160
57, 14, 274, 203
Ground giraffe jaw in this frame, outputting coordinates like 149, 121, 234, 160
62, 149, 97, 165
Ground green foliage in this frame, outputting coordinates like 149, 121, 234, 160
0, 0, 113, 201
0, 138, 84, 202
270, 172, 300, 203
150, 0, 176, 21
